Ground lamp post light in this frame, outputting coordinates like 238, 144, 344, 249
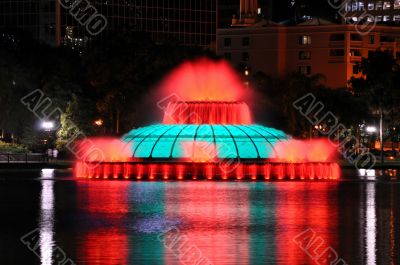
40, 121, 56, 150
366, 126, 377, 133
41, 121, 55, 131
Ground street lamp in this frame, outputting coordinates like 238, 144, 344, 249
366, 126, 377, 133
41, 121, 55, 131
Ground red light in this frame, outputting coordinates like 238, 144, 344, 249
123, 164, 131, 179
249, 164, 257, 180
263, 164, 271, 180
149, 164, 157, 180
288, 164, 295, 180
236, 164, 243, 180
163, 165, 170, 180
206, 164, 213, 180
177, 165, 185, 180
75, 161, 340, 181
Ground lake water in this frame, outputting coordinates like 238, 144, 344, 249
0, 169, 399, 265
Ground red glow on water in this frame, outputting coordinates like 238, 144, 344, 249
77, 182, 129, 265
163, 101, 252, 124
75, 138, 132, 162
164, 183, 249, 264
159, 58, 249, 102
276, 183, 339, 265
273, 139, 337, 163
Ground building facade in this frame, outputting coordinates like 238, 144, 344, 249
217, 22, 400, 88
0, 0, 58, 45
1, 0, 220, 49
343, 0, 400, 23
59, 0, 217, 50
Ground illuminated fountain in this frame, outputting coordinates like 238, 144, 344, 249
75, 59, 340, 180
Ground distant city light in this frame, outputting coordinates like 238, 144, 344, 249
366, 126, 377, 133
244, 70, 249, 76
41, 121, 54, 130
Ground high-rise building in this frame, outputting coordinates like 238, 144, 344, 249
1, 0, 220, 49
59, 0, 218, 50
0, 0, 58, 45
1, 0, 276, 50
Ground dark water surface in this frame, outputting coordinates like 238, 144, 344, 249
0, 169, 399, 265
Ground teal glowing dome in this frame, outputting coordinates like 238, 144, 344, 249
122, 124, 289, 160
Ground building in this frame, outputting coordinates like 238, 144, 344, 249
59, 0, 218, 50
217, 19, 400, 88
61, 0, 222, 48
342, 0, 400, 23
0, 0, 276, 51
1, 0, 221, 49
0, 0, 58, 45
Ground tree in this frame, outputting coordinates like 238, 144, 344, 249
251, 71, 369, 138
84, 30, 212, 134
350, 49, 400, 155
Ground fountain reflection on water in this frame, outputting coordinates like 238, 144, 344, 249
39, 169, 55, 265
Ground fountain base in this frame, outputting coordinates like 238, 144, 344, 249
75, 161, 340, 181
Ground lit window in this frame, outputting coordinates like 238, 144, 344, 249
299, 66, 311, 75
257, 8, 261, 14
298, 51, 311, 60
224, 38, 231, 47
368, 2, 375, 10
383, 15, 391, 21
395, 0, 400, 9
383, 1, 391, 9
299, 35, 311, 45
376, 1, 383, 10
